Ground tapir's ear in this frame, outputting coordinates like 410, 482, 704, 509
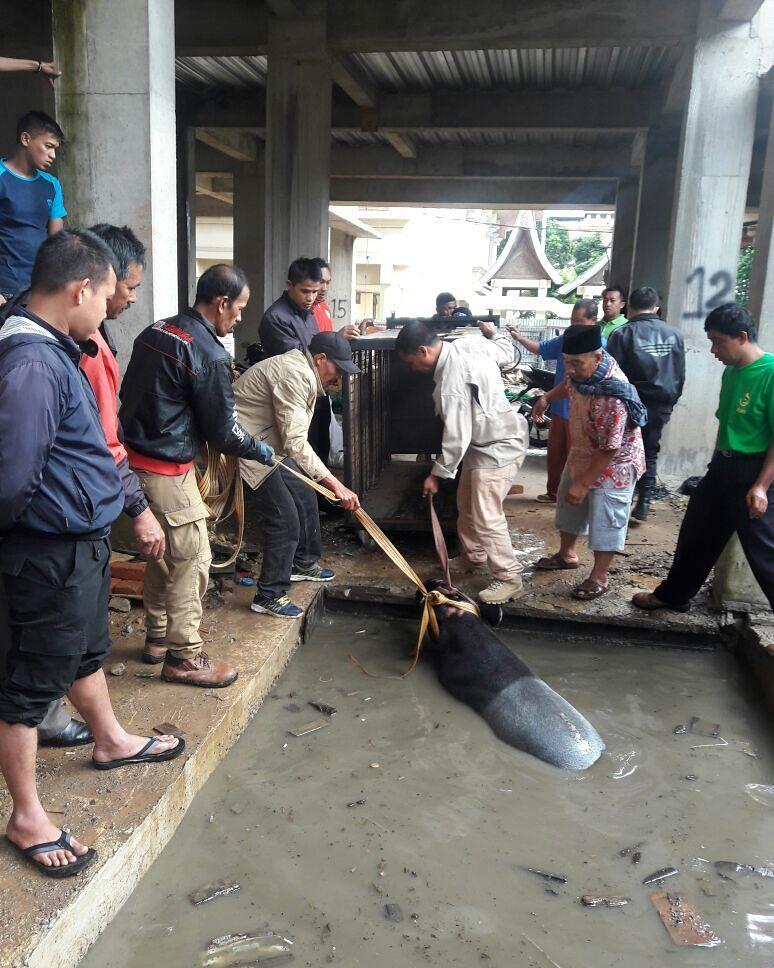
478, 602, 503, 627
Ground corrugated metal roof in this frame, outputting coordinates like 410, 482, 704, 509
351, 46, 677, 91
176, 55, 268, 89
408, 129, 625, 147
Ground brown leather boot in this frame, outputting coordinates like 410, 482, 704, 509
161, 651, 238, 688
142, 637, 167, 664
631, 592, 689, 613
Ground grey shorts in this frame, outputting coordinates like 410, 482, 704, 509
555, 467, 636, 552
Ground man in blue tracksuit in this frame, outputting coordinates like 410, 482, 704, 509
0, 230, 183, 878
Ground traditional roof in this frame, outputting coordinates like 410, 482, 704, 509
556, 250, 610, 296
480, 225, 563, 288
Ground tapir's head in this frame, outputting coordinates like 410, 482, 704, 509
417, 580, 503, 627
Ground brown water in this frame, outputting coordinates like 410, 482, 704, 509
80, 612, 774, 968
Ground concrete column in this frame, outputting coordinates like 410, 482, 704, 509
177, 124, 197, 309
328, 227, 355, 330
659, 12, 760, 478
233, 159, 265, 357
264, 3, 331, 305
748, 99, 774, 338
53, 0, 178, 360
630, 123, 681, 299
608, 175, 641, 295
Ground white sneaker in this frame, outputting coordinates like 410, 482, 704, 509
479, 577, 524, 604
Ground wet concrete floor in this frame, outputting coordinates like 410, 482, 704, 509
80, 611, 774, 967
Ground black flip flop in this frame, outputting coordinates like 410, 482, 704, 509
9, 829, 96, 878
92, 736, 185, 771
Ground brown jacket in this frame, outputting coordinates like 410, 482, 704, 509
233, 348, 328, 491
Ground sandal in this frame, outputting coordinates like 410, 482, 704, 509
572, 578, 609, 601
9, 829, 96, 878
534, 553, 580, 571
92, 736, 185, 771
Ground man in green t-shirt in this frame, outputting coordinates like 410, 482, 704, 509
600, 285, 628, 341
633, 303, 774, 613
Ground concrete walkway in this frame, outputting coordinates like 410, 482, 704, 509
0, 583, 323, 968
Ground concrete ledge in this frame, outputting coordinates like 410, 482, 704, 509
0, 584, 324, 968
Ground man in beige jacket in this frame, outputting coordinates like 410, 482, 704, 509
234, 331, 361, 618
396, 320, 529, 604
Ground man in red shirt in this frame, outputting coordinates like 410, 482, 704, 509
311, 257, 333, 332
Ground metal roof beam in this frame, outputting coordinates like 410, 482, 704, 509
331, 55, 377, 108
190, 87, 656, 131
330, 143, 637, 179
330, 176, 617, 208
195, 127, 258, 162
383, 132, 417, 159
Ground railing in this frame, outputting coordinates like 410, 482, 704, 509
342, 349, 392, 497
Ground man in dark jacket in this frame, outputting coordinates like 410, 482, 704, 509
607, 286, 685, 521
0, 231, 182, 877
120, 264, 274, 688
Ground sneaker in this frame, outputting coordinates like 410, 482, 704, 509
290, 564, 335, 583
479, 577, 524, 604
536, 493, 556, 504
251, 595, 304, 619
161, 651, 238, 688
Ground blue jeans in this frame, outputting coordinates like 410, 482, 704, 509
252, 460, 321, 599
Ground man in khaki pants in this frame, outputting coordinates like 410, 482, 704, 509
119, 265, 274, 688
396, 320, 529, 604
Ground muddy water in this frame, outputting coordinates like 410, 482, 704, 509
81, 613, 774, 968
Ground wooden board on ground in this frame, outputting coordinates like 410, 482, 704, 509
649, 892, 722, 947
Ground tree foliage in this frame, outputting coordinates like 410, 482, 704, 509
572, 232, 607, 271
736, 245, 754, 306
544, 221, 572, 271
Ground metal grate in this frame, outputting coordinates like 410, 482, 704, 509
342, 349, 392, 497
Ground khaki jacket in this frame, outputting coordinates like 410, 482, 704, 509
233, 349, 328, 490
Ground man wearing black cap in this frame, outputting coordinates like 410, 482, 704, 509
533, 324, 646, 600
233, 331, 361, 618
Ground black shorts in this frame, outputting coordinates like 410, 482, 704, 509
0, 535, 112, 727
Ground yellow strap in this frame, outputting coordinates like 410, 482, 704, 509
273, 457, 479, 676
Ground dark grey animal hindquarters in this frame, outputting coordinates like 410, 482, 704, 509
425, 598, 604, 771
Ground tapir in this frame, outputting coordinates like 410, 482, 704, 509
420, 585, 605, 771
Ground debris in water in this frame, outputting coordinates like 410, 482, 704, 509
108, 596, 131, 613
190, 880, 240, 905
370, 762, 380, 769
134, 669, 156, 678
522, 867, 568, 884
643, 867, 679, 885
607, 751, 638, 779
649, 892, 722, 947
284, 703, 301, 713
383, 903, 404, 923
154, 722, 184, 739
347, 799, 367, 808
288, 719, 329, 737
714, 860, 774, 880
230, 802, 244, 815
580, 895, 630, 907
619, 843, 644, 857
673, 724, 687, 735
523, 934, 563, 968
377, 859, 386, 877
745, 783, 774, 807
109, 663, 126, 677
632, 852, 642, 865
683, 775, 698, 782
309, 700, 337, 717
201, 930, 294, 966
688, 716, 721, 738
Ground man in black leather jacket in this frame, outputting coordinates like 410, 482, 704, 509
607, 286, 686, 521
120, 264, 274, 688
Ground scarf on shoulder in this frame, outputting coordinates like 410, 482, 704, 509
572, 351, 648, 429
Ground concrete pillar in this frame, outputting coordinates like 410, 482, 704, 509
233, 159, 265, 357
264, 3, 331, 305
177, 124, 197, 309
630, 123, 681, 298
748, 99, 774, 338
608, 175, 641, 295
53, 0, 178, 360
659, 11, 760, 478
328, 227, 355, 330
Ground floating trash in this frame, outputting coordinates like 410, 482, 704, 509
581, 895, 630, 907
308, 700, 337, 717
746, 784, 774, 807
288, 719, 329, 737
201, 931, 294, 966
643, 867, 679, 885
715, 860, 774, 880
649, 892, 722, 947
190, 880, 240, 905
522, 867, 567, 884
383, 903, 404, 923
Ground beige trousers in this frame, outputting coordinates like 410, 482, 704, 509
134, 469, 212, 659
456, 460, 523, 581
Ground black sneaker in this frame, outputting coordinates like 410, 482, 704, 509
251, 595, 304, 619
290, 564, 335, 583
